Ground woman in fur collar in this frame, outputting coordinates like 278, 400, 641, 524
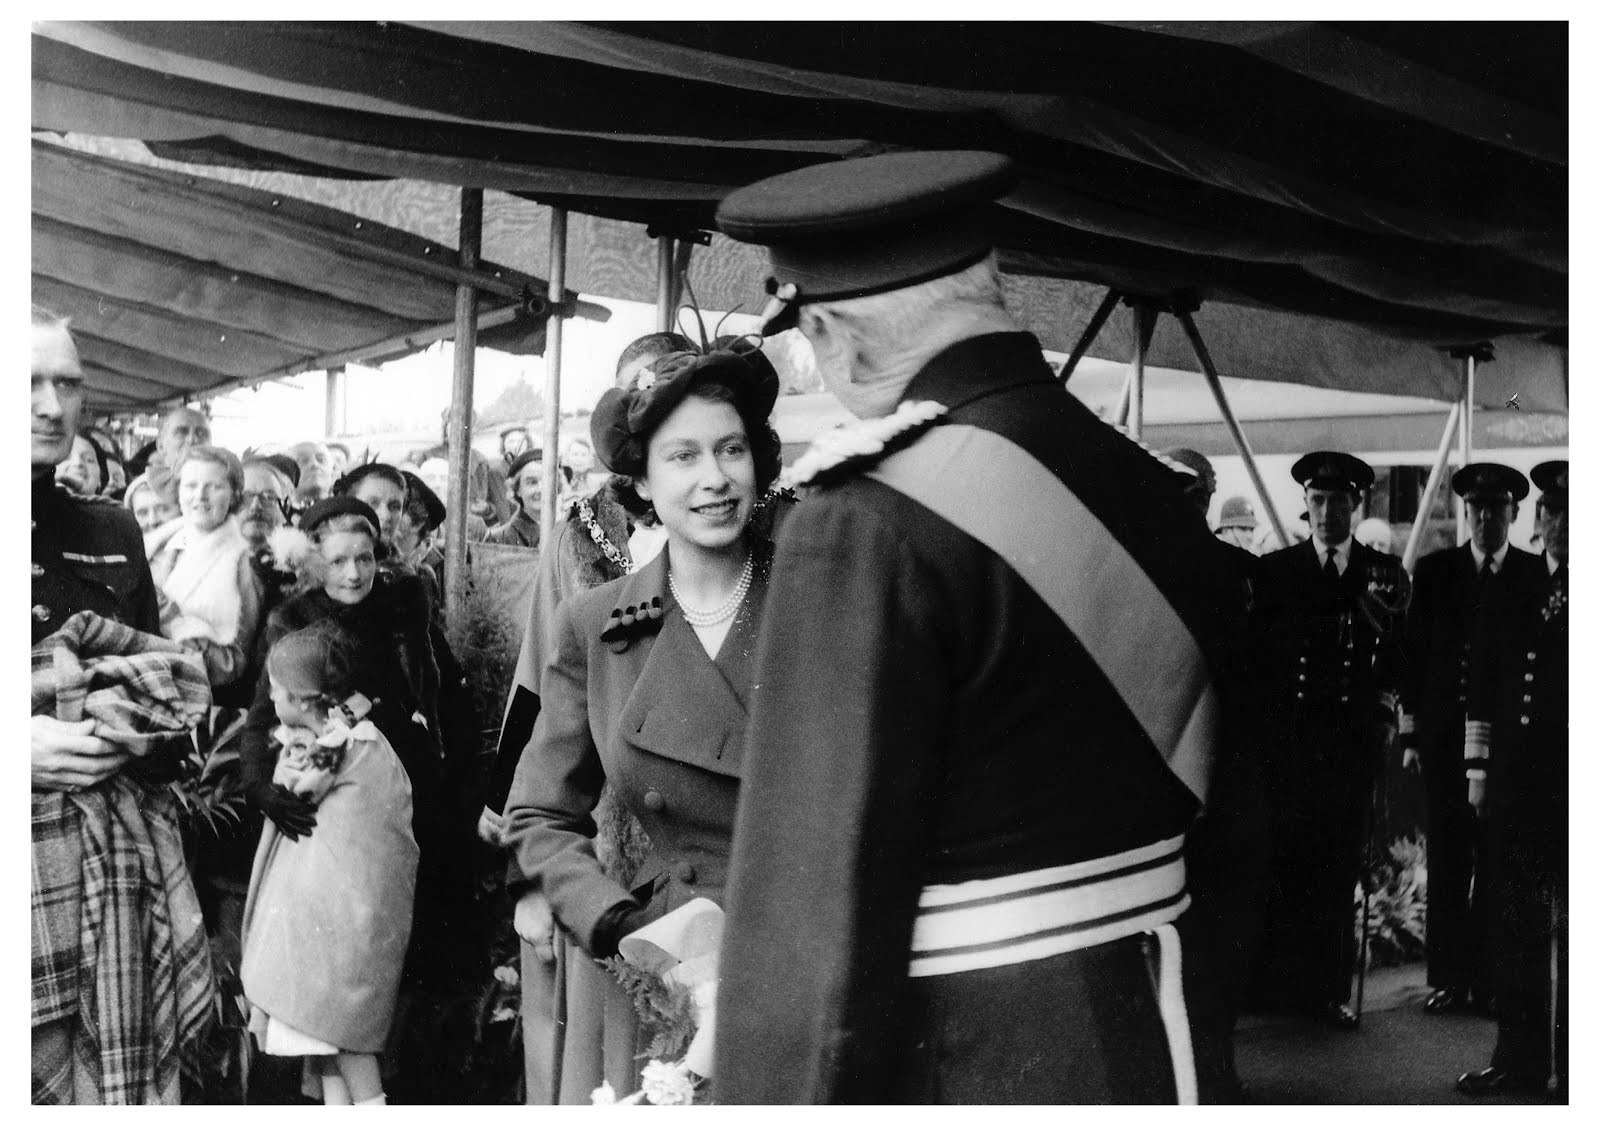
144, 444, 264, 691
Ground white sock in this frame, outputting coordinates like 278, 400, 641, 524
321, 1073, 352, 1105
355, 1093, 387, 1106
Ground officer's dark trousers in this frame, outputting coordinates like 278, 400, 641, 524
1423, 751, 1493, 995
1259, 743, 1368, 1008
1485, 809, 1561, 1084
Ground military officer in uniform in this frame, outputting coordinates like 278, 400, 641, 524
1457, 460, 1567, 1097
711, 152, 1245, 1103
1400, 462, 1545, 1014
1252, 452, 1408, 1028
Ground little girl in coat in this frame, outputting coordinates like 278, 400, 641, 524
240, 623, 419, 1105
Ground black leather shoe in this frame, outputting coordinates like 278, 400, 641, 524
1456, 1066, 1547, 1096
1321, 1002, 1359, 1030
1425, 986, 1468, 1014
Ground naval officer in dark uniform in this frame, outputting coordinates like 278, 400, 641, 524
1400, 463, 1545, 1014
1457, 460, 1567, 1097
711, 152, 1246, 1103
1252, 452, 1408, 1028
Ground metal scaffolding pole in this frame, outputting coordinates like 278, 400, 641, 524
1456, 354, 1476, 543
655, 236, 676, 332
1059, 288, 1122, 385
1176, 310, 1291, 548
1401, 402, 1464, 573
444, 187, 482, 636
540, 207, 569, 546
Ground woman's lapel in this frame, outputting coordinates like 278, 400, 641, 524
612, 554, 748, 780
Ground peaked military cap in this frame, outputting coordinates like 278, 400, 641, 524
297, 495, 380, 536
1451, 462, 1529, 503
716, 150, 1018, 334
506, 447, 544, 482
1529, 459, 1567, 501
1291, 451, 1375, 494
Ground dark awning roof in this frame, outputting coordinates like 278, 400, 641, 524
31, 138, 610, 411
32, 21, 1566, 411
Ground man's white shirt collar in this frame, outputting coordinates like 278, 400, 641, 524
1311, 535, 1354, 575
1470, 541, 1509, 573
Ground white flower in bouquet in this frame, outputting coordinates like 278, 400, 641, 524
640, 1059, 697, 1106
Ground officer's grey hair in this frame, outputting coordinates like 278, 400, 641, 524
803, 253, 1009, 345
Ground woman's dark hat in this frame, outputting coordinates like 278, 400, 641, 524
1291, 451, 1374, 494
1530, 459, 1568, 503
401, 470, 447, 530
506, 448, 544, 483
333, 461, 407, 498
590, 346, 780, 477
716, 150, 1018, 334
297, 495, 380, 536
1452, 462, 1530, 504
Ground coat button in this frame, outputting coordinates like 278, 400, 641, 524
32, 604, 51, 622
673, 861, 696, 884
31, 563, 44, 578
1524, 673, 1535, 682
1340, 695, 1349, 704
642, 789, 665, 812
1523, 694, 1533, 704
1521, 715, 1531, 726
1527, 652, 1537, 662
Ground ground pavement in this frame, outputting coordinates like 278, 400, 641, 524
1235, 963, 1564, 1105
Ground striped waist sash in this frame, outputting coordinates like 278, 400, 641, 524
909, 834, 1189, 978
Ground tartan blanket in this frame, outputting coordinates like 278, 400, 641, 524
31, 611, 216, 1104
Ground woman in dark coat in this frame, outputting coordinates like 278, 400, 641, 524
503, 343, 787, 1102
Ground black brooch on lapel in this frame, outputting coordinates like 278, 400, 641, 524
600, 597, 665, 650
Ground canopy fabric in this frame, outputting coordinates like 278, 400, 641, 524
31, 21, 1566, 412
32, 138, 606, 411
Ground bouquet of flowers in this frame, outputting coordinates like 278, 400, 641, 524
593, 898, 724, 1106
269, 696, 377, 804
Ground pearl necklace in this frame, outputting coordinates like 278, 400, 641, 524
670, 554, 753, 627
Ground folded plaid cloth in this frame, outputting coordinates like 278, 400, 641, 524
31, 611, 216, 1105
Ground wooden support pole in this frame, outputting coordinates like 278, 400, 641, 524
1402, 402, 1464, 574
444, 187, 482, 637
540, 207, 569, 546
323, 365, 344, 438
1060, 288, 1122, 385
1176, 309, 1291, 549
1128, 303, 1153, 439
1456, 355, 1476, 543
656, 236, 676, 333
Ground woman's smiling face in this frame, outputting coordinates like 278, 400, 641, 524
178, 458, 234, 533
635, 394, 755, 553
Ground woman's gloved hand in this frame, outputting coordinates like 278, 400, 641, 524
245, 779, 319, 841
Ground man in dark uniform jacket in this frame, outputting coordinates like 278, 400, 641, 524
712, 152, 1245, 1103
1252, 452, 1408, 1028
1400, 463, 1546, 1014
31, 304, 194, 1098
1458, 460, 1567, 1097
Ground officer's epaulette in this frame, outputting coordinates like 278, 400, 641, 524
788, 400, 948, 488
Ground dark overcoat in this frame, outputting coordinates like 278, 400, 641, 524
713, 332, 1245, 1104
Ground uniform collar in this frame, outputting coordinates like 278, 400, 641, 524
901, 331, 1056, 413
1311, 534, 1354, 573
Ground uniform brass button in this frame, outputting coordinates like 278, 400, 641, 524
673, 861, 696, 884
1527, 652, 1537, 662
1523, 694, 1533, 704
643, 790, 665, 812
1298, 674, 1307, 682
32, 604, 51, 622
1524, 673, 1535, 683
1521, 715, 1531, 726
31, 563, 44, 577
1339, 695, 1349, 704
